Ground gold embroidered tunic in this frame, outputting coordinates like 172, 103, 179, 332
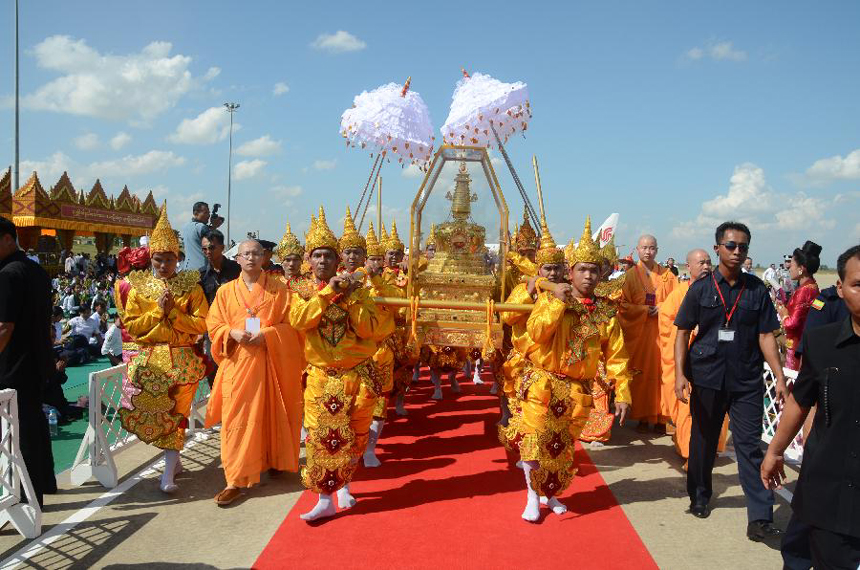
118, 270, 208, 450
289, 282, 383, 494
504, 291, 632, 498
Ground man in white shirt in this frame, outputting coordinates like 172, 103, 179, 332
64, 254, 75, 275
101, 314, 123, 366
66, 307, 101, 355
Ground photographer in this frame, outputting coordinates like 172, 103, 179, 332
180, 201, 224, 271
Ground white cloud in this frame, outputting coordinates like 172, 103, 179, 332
23, 36, 218, 124
233, 159, 266, 181
310, 31, 367, 53
110, 131, 131, 150
402, 164, 423, 178
88, 150, 186, 178
73, 133, 99, 151
270, 185, 303, 205
312, 159, 337, 171
672, 163, 835, 240
803, 149, 860, 185
684, 40, 747, 63
273, 82, 290, 96
20, 151, 74, 183
236, 135, 282, 157
168, 106, 237, 145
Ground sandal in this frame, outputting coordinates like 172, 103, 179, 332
214, 487, 243, 506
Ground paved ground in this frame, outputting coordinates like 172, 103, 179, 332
0, 406, 797, 569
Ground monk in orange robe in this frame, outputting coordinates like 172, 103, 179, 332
205, 240, 304, 506
658, 249, 728, 465
619, 234, 678, 431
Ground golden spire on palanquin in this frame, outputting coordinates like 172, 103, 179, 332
535, 214, 565, 266
600, 233, 618, 265
149, 202, 180, 256
339, 205, 367, 252
516, 208, 539, 251
567, 216, 602, 266
277, 222, 304, 258
425, 224, 437, 248
305, 206, 339, 253
365, 221, 385, 257
386, 219, 405, 252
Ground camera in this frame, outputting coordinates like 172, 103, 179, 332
210, 203, 224, 226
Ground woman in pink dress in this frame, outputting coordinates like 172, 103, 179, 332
777, 240, 821, 371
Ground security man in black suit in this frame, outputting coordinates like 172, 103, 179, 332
674, 221, 787, 541
763, 244, 860, 569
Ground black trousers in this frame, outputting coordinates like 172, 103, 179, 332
18, 399, 57, 507
782, 512, 812, 570
809, 525, 860, 569
687, 384, 774, 522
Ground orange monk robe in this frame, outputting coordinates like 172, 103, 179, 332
204, 274, 304, 488
619, 261, 678, 423
658, 281, 728, 459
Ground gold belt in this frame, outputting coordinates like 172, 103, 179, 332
310, 359, 371, 379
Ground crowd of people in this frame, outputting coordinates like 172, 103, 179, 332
0, 197, 858, 568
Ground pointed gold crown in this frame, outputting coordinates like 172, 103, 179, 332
425, 224, 437, 247
366, 221, 385, 257
567, 216, 601, 266
339, 205, 366, 252
305, 215, 317, 240
535, 215, 565, 266
277, 222, 304, 258
516, 208, 539, 251
385, 219, 405, 252
149, 202, 180, 256
305, 206, 339, 253
379, 221, 389, 246
600, 233, 618, 265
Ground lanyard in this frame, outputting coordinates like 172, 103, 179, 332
712, 272, 745, 326
236, 273, 268, 316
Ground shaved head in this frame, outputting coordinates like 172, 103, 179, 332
238, 239, 262, 253
686, 248, 712, 281
636, 234, 658, 266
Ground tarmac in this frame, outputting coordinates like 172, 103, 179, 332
0, 400, 797, 569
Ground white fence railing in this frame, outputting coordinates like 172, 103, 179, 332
762, 364, 803, 463
0, 389, 42, 538
70, 364, 211, 489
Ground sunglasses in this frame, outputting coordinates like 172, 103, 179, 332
719, 241, 749, 253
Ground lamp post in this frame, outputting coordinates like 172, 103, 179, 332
13, 0, 19, 192
223, 102, 240, 245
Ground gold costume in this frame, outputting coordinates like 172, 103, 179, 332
289, 207, 384, 494
118, 205, 208, 451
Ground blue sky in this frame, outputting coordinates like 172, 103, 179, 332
1, 0, 858, 266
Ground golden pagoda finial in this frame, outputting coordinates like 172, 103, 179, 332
567, 216, 601, 266
386, 219, 405, 252
366, 221, 384, 257
149, 201, 180, 256
600, 233, 618, 265
535, 214, 564, 266
339, 205, 367, 251
277, 221, 304, 259
516, 208, 538, 251
425, 224, 437, 248
305, 205, 339, 253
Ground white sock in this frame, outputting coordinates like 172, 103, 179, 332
395, 393, 408, 416
540, 495, 568, 515
431, 370, 443, 399
337, 484, 357, 509
522, 461, 540, 522
300, 493, 336, 521
160, 450, 179, 492
489, 382, 498, 394
363, 420, 383, 468
472, 360, 484, 384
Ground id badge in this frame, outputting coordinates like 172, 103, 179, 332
645, 293, 656, 307
245, 317, 261, 334
718, 327, 735, 342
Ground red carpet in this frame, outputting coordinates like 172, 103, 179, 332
255, 370, 656, 569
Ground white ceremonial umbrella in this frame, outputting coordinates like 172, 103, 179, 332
441, 70, 531, 149
340, 77, 435, 168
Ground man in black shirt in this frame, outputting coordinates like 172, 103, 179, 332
674, 221, 787, 541
762, 244, 860, 569
199, 230, 240, 388
0, 217, 57, 506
